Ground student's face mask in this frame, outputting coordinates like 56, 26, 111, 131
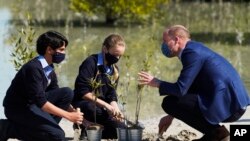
105, 52, 119, 65
52, 52, 65, 64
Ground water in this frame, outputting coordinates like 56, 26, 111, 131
1, 1, 250, 121
0, 8, 15, 118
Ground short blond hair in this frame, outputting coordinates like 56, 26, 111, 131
166, 25, 190, 39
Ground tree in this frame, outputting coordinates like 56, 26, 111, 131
69, 0, 169, 25
8, 14, 37, 71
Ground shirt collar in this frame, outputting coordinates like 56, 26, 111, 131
97, 53, 104, 66
37, 55, 49, 68
37, 55, 54, 77
97, 53, 113, 74
178, 49, 184, 60
178, 40, 191, 60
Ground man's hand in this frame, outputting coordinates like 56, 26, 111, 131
138, 71, 161, 88
158, 115, 174, 138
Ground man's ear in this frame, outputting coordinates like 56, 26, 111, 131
175, 36, 181, 45
175, 36, 179, 42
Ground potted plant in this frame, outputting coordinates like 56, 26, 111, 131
127, 53, 152, 141
115, 55, 135, 141
116, 82, 129, 140
85, 75, 104, 141
126, 83, 145, 141
116, 90, 129, 141
103, 66, 128, 141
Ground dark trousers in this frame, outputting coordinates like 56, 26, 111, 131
5, 87, 73, 141
161, 94, 245, 134
73, 100, 118, 139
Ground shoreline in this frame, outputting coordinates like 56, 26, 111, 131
60, 106, 250, 141
59, 116, 203, 141
8, 107, 250, 141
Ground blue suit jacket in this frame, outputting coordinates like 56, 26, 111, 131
159, 41, 250, 124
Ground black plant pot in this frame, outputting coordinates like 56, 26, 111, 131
86, 125, 104, 141
127, 128, 143, 141
117, 127, 129, 141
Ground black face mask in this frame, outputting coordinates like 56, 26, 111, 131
105, 52, 119, 65
52, 52, 65, 64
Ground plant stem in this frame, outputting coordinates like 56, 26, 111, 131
94, 96, 97, 123
135, 84, 144, 125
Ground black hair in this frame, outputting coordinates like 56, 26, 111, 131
36, 30, 68, 55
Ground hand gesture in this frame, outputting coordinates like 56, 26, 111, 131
138, 71, 161, 87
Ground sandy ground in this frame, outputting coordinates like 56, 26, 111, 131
7, 107, 250, 141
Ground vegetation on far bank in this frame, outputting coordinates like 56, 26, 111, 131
3, 0, 250, 120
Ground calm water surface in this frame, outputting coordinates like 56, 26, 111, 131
0, 8, 15, 118
1, 3, 250, 121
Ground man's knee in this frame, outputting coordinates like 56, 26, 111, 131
161, 96, 169, 113
161, 96, 178, 115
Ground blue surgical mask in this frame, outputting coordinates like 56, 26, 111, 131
161, 43, 172, 58
52, 52, 65, 64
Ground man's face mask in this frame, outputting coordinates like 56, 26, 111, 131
105, 52, 119, 65
52, 52, 65, 64
161, 42, 172, 58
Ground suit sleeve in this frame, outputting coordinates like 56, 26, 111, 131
159, 48, 204, 97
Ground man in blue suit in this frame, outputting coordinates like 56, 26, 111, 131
138, 25, 250, 141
